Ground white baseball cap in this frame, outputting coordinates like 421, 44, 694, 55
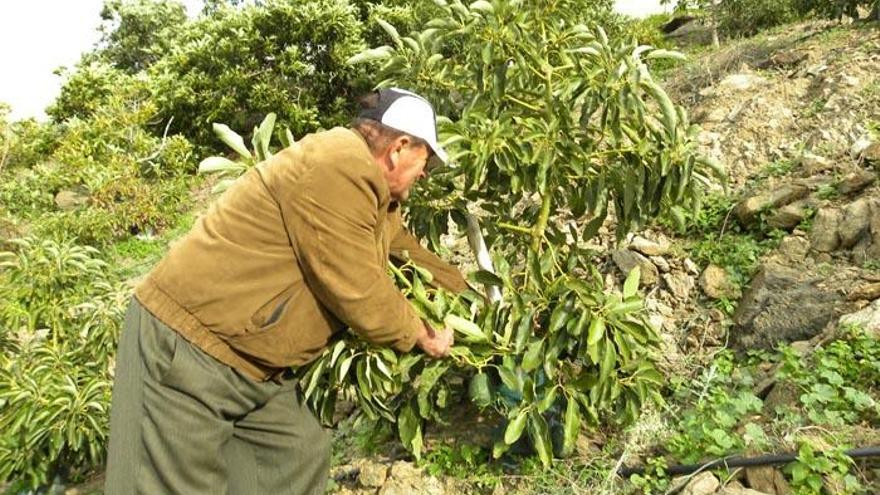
358, 88, 448, 167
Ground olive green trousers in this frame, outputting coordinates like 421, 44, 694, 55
104, 298, 330, 494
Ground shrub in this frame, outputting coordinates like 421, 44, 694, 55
0, 237, 128, 488
4, 78, 195, 246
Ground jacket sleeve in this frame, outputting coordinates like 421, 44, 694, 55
283, 158, 424, 352
388, 211, 470, 293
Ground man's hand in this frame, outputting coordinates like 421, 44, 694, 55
415, 320, 453, 358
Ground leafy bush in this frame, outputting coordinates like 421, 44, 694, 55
716, 0, 800, 37
145, 0, 372, 147
667, 351, 768, 463
4, 79, 194, 246
0, 237, 128, 489
794, 0, 879, 20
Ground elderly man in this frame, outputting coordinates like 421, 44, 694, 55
105, 88, 467, 494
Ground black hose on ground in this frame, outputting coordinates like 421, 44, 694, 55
618, 446, 880, 478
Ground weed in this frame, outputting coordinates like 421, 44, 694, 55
816, 182, 840, 200
803, 98, 827, 118
667, 351, 767, 463
760, 159, 796, 178
422, 443, 501, 489
785, 441, 863, 495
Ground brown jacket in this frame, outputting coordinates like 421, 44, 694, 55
135, 127, 467, 381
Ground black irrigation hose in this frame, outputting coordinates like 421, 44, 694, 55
618, 446, 880, 478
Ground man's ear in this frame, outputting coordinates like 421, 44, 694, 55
389, 136, 410, 167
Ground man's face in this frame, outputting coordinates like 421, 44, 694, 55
384, 140, 430, 202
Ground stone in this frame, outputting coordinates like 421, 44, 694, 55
611, 249, 659, 286
682, 471, 720, 495
719, 73, 765, 92
703, 107, 728, 123
683, 258, 700, 275
732, 263, 843, 350
847, 282, 880, 301
663, 272, 695, 300
54, 189, 89, 210
745, 465, 793, 495
764, 381, 801, 413
734, 184, 810, 226
810, 208, 842, 252
765, 202, 809, 230
798, 152, 832, 176
719, 482, 774, 495
837, 169, 876, 196
628, 235, 670, 256
389, 461, 420, 480
776, 236, 810, 262
839, 299, 880, 336
651, 255, 671, 273
862, 141, 880, 166
358, 461, 388, 488
837, 199, 872, 249
699, 264, 740, 300
756, 50, 807, 70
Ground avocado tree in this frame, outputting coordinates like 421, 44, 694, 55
299, 0, 722, 466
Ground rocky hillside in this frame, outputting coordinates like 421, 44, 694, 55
324, 19, 880, 495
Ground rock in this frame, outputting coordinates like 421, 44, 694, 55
837, 169, 876, 195
756, 50, 807, 70
628, 235, 670, 256
703, 107, 729, 123
663, 272, 695, 301
651, 255, 671, 273
839, 299, 880, 336
837, 199, 872, 248
810, 208, 842, 252
54, 188, 89, 210
719, 481, 774, 495
734, 184, 810, 226
699, 264, 740, 300
764, 381, 801, 413
612, 249, 658, 286
719, 73, 766, 92
847, 282, 880, 301
379, 461, 444, 495
389, 461, 420, 481
745, 465, 793, 495
861, 141, 880, 166
684, 258, 700, 275
776, 236, 810, 263
358, 461, 388, 488
798, 152, 833, 176
732, 263, 843, 350
682, 471, 720, 495
765, 202, 810, 230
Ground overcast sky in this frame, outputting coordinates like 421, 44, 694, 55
0, 0, 670, 121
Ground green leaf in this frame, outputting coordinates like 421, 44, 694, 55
522, 339, 544, 372
345, 46, 393, 65
561, 397, 581, 457
528, 411, 553, 467
212, 123, 252, 160
198, 156, 245, 175
445, 314, 489, 343
623, 266, 640, 298
504, 409, 528, 444
587, 316, 605, 347
646, 49, 687, 61
472, 269, 503, 286
256, 112, 276, 160
398, 402, 423, 459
